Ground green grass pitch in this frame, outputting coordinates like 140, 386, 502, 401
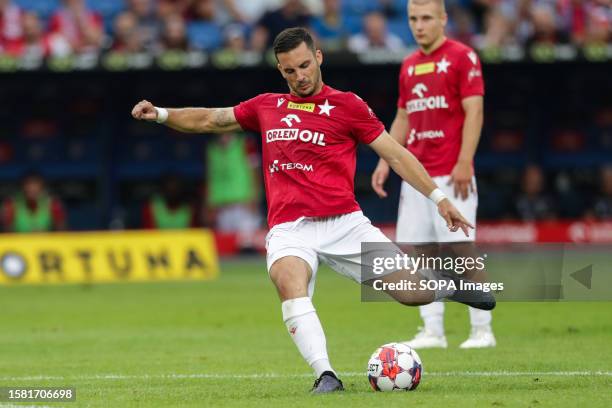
1, 258, 610, 407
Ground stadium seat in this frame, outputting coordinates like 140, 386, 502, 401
387, 18, 416, 46
86, 0, 125, 18
14, 137, 65, 163
391, 0, 409, 15
341, 0, 381, 16
116, 137, 165, 163
187, 22, 223, 52
15, 0, 60, 19
171, 138, 204, 162
64, 136, 100, 164
343, 14, 365, 35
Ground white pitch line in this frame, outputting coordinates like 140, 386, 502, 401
0, 371, 610, 382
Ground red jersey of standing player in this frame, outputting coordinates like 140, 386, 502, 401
397, 39, 484, 177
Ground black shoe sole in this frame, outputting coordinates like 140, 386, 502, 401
449, 289, 496, 310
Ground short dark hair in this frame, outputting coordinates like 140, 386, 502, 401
273, 27, 316, 58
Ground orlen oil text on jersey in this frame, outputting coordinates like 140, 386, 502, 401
265, 128, 326, 146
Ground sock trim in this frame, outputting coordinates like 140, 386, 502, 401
282, 297, 316, 322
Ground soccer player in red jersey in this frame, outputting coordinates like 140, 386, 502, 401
372, 0, 495, 350
132, 27, 494, 393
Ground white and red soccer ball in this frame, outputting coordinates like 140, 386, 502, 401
367, 342, 423, 391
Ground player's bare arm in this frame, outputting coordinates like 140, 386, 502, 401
371, 108, 410, 198
370, 131, 474, 236
448, 95, 483, 200
131, 100, 242, 133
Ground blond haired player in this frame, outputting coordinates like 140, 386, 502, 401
372, 0, 496, 349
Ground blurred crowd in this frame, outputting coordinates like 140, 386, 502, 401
0, 134, 264, 250
0, 0, 609, 58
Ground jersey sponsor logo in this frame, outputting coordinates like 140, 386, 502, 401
277, 97, 285, 107
407, 129, 445, 145
287, 101, 315, 112
412, 83, 428, 98
407, 83, 449, 113
317, 99, 335, 116
415, 62, 435, 75
269, 160, 314, 174
436, 57, 451, 73
280, 113, 301, 127
265, 129, 326, 146
468, 51, 478, 65
468, 67, 482, 82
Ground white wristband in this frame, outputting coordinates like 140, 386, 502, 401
154, 107, 168, 124
429, 188, 447, 205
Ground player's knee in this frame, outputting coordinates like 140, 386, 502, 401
272, 273, 306, 299
269, 259, 311, 300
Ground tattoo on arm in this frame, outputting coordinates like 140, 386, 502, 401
210, 108, 240, 132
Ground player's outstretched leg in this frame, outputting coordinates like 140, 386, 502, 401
269, 256, 344, 394
434, 268, 496, 310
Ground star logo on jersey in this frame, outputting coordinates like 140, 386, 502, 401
407, 65, 414, 76
468, 51, 478, 65
277, 97, 285, 108
411, 83, 428, 98
436, 57, 451, 74
280, 113, 301, 127
317, 99, 335, 116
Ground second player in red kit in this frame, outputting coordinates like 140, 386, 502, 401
397, 38, 484, 177
372, 0, 494, 350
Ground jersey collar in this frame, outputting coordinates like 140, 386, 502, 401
286, 83, 331, 102
418, 38, 449, 58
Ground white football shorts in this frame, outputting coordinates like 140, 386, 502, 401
396, 175, 478, 243
265, 211, 403, 297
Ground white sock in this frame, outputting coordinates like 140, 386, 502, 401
282, 297, 335, 377
419, 302, 445, 337
469, 307, 492, 330
311, 359, 334, 377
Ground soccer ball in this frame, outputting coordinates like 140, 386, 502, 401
367, 342, 422, 391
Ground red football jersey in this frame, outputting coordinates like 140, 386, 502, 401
397, 39, 484, 177
234, 84, 385, 227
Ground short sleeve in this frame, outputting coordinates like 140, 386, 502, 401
233, 94, 266, 132
457, 49, 485, 99
347, 93, 385, 144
